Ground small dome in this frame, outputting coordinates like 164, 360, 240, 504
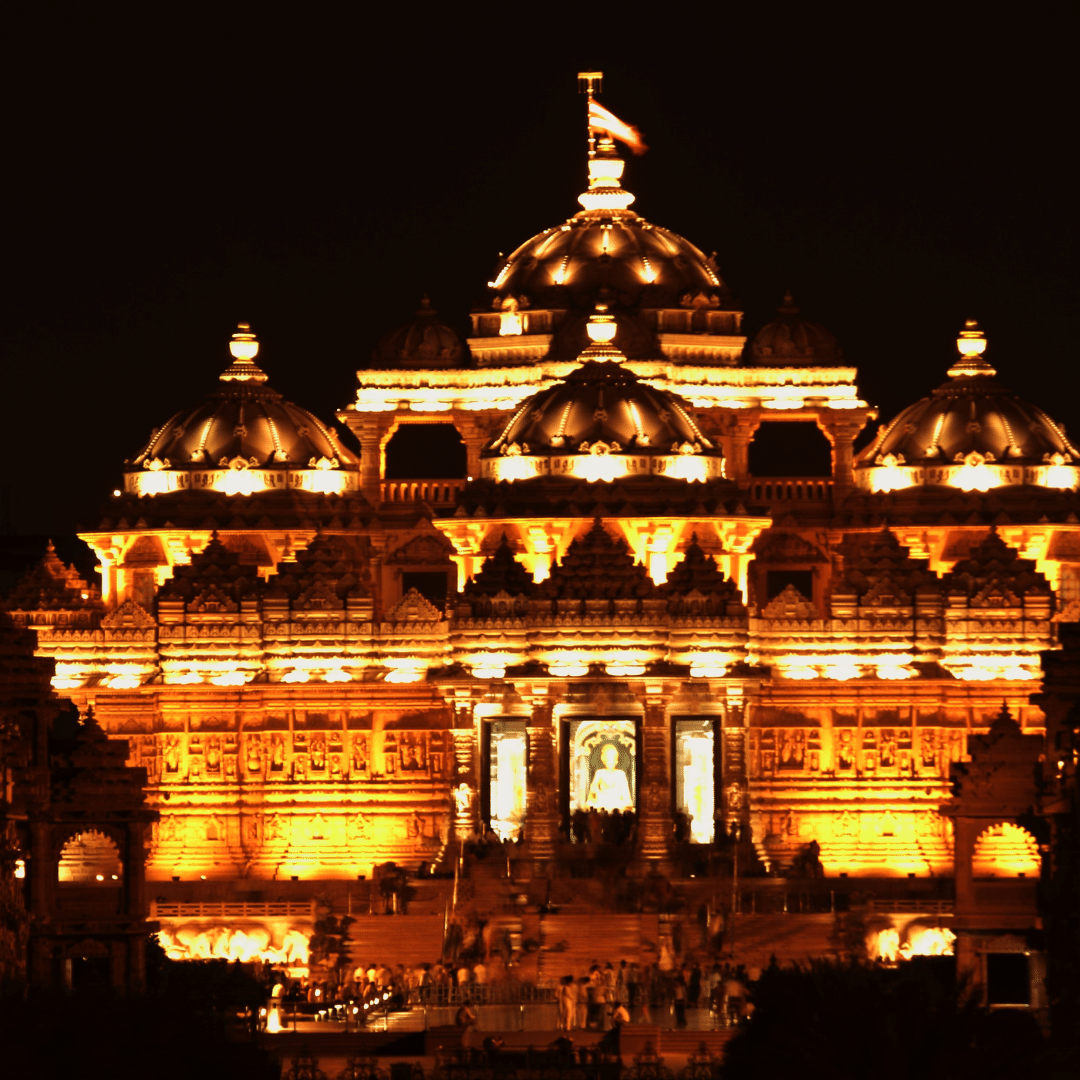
372, 297, 467, 369
747, 293, 843, 365
481, 311, 724, 484
125, 324, 359, 498
856, 321, 1080, 493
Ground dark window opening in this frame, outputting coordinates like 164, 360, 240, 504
402, 571, 451, 610
384, 425, 466, 479
986, 953, 1029, 1006
766, 569, 814, 602
749, 422, 832, 477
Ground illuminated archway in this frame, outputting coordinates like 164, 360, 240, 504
971, 822, 1039, 878
58, 830, 123, 883
748, 421, 832, 477
384, 423, 467, 479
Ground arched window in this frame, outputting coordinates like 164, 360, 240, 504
971, 822, 1040, 877
58, 830, 123, 883
384, 424, 467, 479
749, 421, 832, 477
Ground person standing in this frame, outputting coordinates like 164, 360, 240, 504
673, 974, 687, 1029
557, 975, 576, 1031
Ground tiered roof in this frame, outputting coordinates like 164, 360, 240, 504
3, 541, 102, 625
463, 535, 534, 599
539, 520, 659, 601
942, 529, 1051, 605
663, 536, 744, 616
159, 535, 261, 609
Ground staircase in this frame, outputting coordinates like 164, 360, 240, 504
538, 914, 643, 982
726, 913, 837, 967
344, 914, 446, 968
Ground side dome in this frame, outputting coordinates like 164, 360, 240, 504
482, 309, 724, 484
372, 297, 467, 369
747, 293, 843, 365
125, 324, 360, 498
855, 321, 1079, 493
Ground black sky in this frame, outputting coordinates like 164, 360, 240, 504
4, 4, 1075, 538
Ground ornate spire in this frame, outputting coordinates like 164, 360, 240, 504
220, 322, 269, 383
575, 71, 636, 215
947, 318, 996, 379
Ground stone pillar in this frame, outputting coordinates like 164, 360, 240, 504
525, 699, 558, 864
451, 717, 480, 839
718, 416, 757, 485
821, 414, 869, 505
638, 700, 672, 861
721, 692, 749, 838
357, 418, 385, 506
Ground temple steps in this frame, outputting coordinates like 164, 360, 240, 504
344, 913, 446, 968
725, 913, 838, 967
538, 914, 645, 982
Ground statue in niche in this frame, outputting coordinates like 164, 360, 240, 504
270, 733, 285, 771
644, 782, 663, 814
347, 814, 370, 842
400, 743, 416, 771
921, 731, 937, 768
246, 817, 259, 842
839, 810, 858, 837
330, 754, 341, 776
413, 736, 427, 771
160, 816, 181, 842
837, 731, 854, 769
164, 735, 181, 774
351, 735, 368, 774
294, 756, 306, 781
454, 783, 473, 817
205, 736, 221, 774
406, 813, 422, 839
224, 756, 236, 778
809, 750, 820, 771
311, 735, 326, 771
726, 781, 744, 811
266, 815, 285, 841
880, 730, 897, 768
585, 744, 633, 811
246, 736, 262, 773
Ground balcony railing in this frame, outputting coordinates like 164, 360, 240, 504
747, 476, 833, 502
150, 900, 316, 918
381, 478, 467, 506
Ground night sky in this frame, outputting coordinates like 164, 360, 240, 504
5, 6, 1074, 541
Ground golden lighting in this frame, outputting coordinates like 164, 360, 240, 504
229, 323, 260, 362
972, 822, 1040, 877
871, 926, 956, 963
951, 451, 998, 493
956, 320, 986, 359
586, 308, 617, 344
159, 926, 310, 966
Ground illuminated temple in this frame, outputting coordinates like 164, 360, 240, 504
5, 79, 1077, 1007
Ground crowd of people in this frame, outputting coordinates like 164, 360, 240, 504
553, 960, 754, 1031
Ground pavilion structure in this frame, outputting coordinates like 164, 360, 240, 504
5, 76, 1076, 1009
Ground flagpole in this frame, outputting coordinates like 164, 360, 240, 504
577, 70, 603, 160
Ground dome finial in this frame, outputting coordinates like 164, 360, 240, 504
947, 318, 996, 378
221, 323, 268, 383
579, 302, 625, 362
575, 72, 639, 215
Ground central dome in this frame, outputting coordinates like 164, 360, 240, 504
484, 143, 736, 347
482, 312, 724, 484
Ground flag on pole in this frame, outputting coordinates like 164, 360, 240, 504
587, 99, 648, 156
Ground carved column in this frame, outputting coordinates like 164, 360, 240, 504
638, 699, 672, 860
451, 712, 480, 838
357, 418, 385, 506
525, 699, 558, 863
821, 413, 870, 506
721, 691, 749, 837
